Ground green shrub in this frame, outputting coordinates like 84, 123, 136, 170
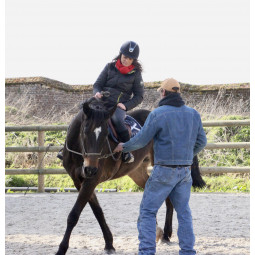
5, 175, 37, 187
194, 175, 250, 193
199, 115, 250, 168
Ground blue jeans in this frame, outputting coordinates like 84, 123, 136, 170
137, 165, 196, 255
111, 107, 127, 133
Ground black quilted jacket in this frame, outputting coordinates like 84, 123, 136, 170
93, 62, 144, 111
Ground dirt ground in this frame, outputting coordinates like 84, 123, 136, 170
5, 192, 249, 255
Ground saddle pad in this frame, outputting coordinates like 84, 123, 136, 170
108, 115, 142, 143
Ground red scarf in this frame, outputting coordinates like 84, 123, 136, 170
115, 59, 135, 74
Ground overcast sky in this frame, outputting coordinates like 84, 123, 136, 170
5, 0, 249, 85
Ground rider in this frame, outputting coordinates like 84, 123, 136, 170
93, 41, 144, 163
57, 41, 144, 162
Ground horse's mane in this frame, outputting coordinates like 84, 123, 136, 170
81, 99, 111, 131
89, 110, 109, 128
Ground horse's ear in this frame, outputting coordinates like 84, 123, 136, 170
82, 102, 91, 116
82, 97, 95, 116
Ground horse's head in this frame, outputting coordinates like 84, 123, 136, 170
80, 97, 116, 177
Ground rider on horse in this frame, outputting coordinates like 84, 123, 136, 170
57, 41, 144, 163
93, 41, 144, 163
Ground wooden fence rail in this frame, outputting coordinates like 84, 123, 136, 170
5, 167, 250, 176
5, 120, 250, 192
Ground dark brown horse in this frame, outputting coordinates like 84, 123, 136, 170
56, 97, 205, 255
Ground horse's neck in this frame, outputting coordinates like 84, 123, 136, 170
67, 112, 84, 147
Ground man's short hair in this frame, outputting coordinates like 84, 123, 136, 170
164, 90, 174, 96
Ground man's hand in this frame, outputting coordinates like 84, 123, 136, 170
114, 143, 124, 153
117, 103, 126, 111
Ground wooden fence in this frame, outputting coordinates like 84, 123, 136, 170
5, 120, 250, 192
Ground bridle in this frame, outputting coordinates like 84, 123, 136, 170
66, 93, 121, 162
66, 133, 120, 161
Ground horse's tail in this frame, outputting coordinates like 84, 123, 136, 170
191, 155, 206, 188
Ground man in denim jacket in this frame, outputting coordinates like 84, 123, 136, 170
114, 78, 207, 255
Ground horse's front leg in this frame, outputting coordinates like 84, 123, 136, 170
162, 197, 174, 244
89, 192, 115, 254
56, 179, 97, 255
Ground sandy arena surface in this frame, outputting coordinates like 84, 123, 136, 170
5, 192, 249, 255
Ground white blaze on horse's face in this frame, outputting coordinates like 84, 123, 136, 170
94, 127, 102, 141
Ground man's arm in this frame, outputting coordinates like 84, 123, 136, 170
114, 112, 157, 153
193, 117, 207, 156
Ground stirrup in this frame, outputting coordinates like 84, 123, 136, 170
122, 152, 134, 163
57, 150, 63, 160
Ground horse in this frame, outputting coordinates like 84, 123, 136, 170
55, 96, 206, 255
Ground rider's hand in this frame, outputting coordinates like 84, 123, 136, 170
114, 143, 124, 153
117, 103, 126, 111
94, 92, 103, 99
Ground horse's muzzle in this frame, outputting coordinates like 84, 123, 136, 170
82, 165, 98, 178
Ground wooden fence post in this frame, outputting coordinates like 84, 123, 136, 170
37, 131, 45, 192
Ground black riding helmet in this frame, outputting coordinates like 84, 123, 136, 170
120, 41, 140, 59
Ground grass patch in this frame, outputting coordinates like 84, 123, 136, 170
192, 174, 250, 193
97, 176, 143, 192
5, 173, 250, 193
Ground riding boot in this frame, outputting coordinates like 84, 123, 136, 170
118, 130, 134, 163
57, 147, 64, 160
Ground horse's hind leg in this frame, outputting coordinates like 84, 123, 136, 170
56, 179, 97, 255
89, 192, 115, 254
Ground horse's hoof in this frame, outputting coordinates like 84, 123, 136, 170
55, 249, 65, 255
104, 246, 116, 254
105, 248, 116, 254
156, 226, 163, 243
161, 238, 171, 246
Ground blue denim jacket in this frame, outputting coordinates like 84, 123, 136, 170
123, 105, 207, 165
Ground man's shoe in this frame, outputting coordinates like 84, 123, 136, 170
122, 152, 134, 163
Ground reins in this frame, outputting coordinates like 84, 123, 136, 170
65, 130, 120, 161
66, 135, 122, 181
65, 92, 122, 162
65, 93, 123, 180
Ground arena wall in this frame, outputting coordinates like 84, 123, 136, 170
5, 77, 250, 118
